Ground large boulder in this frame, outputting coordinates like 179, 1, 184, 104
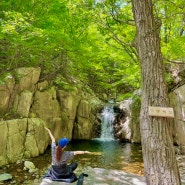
57, 112, 74, 139
169, 84, 185, 154
0, 67, 104, 166
30, 87, 78, 141
15, 67, 41, 93
73, 100, 94, 139
24, 118, 48, 158
38, 167, 146, 185
0, 73, 15, 114
13, 90, 33, 117
77, 100, 91, 118
0, 121, 8, 166
0, 119, 27, 165
57, 90, 81, 120
114, 99, 139, 143
0, 118, 48, 165
7, 119, 27, 163
57, 90, 81, 139
30, 87, 61, 139
73, 117, 94, 139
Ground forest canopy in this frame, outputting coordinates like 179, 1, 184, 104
0, 0, 185, 101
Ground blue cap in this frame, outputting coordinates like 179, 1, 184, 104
58, 138, 70, 148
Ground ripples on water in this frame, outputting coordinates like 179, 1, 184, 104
34, 139, 143, 173
68, 139, 143, 175
31, 139, 143, 174
1, 139, 144, 184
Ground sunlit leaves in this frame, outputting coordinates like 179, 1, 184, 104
1, 11, 35, 36
156, 0, 185, 61
0, 0, 184, 101
162, 36, 185, 61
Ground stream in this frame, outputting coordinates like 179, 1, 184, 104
2, 104, 185, 184
0, 140, 144, 185
66, 139, 143, 173
2, 140, 185, 184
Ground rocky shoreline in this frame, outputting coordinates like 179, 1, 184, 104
177, 155, 185, 184
1, 154, 185, 185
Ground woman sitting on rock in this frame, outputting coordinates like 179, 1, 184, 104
40, 127, 91, 185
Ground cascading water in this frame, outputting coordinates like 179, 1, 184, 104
100, 105, 115, 141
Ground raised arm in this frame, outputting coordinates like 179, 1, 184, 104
73, 151, 91, 155
45, 127, 55, 143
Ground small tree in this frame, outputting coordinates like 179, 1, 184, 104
131, 0, 181, 184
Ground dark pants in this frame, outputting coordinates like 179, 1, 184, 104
68, 162, 78, 171
76, 173, 88, 185
43, 162, 78, 183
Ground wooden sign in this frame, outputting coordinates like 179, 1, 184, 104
148, 106, 174, 118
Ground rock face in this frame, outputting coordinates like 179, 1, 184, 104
1, 66, 185, 166
115, 85, 185, 149
73, 99, 93, 139
0, 73, 15, 114
15, 67, 41, 93
0, 67, 102, 166
38, 167, 146, 185
0, 173, 12, 182
0, 118, 48, 166
169, 85, 185, 154
114, 98, 141, 143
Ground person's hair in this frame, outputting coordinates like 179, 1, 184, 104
56, 145, 63, 162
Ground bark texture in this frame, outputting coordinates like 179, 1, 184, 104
131, 0, 181, 184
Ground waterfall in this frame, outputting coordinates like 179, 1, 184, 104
100, 106, 115, 141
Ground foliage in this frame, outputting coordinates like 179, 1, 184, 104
0, 0, 184, 101
156, 0, 185, 61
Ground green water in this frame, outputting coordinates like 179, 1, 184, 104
67, 139, 143, 171
32, 139, 144, 172
1, 139, 143, 184
33, 139, 143, 173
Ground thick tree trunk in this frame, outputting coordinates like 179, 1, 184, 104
131, 0, 181, 184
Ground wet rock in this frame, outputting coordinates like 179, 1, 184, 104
24, 161, 35, 169
38, 167, 146, 185
24, 161, 38, 173
0, 173, 12, 181
177, 155, 185, 184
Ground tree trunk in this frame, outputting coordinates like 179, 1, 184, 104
131, 0, 181, 184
